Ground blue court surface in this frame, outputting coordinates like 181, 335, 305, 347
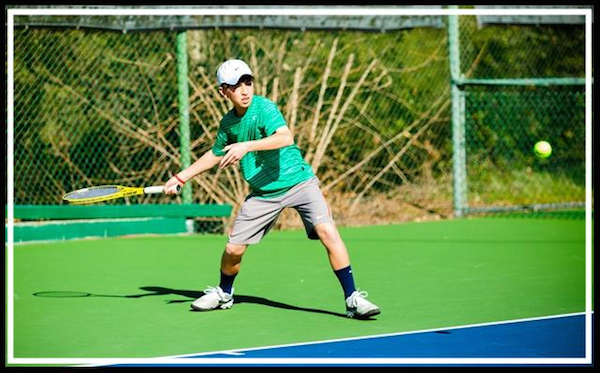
113, 312, 592, 367
193, 313, 588, 359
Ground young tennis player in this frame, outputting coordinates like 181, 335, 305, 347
164, 59, 380, 319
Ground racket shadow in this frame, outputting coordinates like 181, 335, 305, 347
33, 286, 348, 319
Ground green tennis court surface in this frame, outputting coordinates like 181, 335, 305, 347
12, 216, 588, 359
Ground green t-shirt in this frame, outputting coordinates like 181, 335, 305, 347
212, 95, 315, 198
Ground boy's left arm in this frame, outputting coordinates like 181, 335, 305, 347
219, 126, 294, 169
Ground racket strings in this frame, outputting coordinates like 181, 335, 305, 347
64, 186, 121, 200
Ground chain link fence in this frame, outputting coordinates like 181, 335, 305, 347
456, 15, 586, 214
13, 29, 180, 203
10, 11, 588, 230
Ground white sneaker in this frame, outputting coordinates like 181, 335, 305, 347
345, 290, 380, 319
191, 286, 234, 311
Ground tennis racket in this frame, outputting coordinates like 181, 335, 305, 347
62, 185, 180, 205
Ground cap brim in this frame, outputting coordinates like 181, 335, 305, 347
221, 70, 253, 86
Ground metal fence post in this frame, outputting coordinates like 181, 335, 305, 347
176, 30, 192, 205
448, 9, 468, 217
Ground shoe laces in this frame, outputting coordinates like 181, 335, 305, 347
347, 289, 369, 307
203, 286, 226, 299
204, 285, 234, 299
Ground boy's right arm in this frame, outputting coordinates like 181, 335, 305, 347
164, 149, 223, 195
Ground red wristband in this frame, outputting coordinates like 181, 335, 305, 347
174, 174, 185, 185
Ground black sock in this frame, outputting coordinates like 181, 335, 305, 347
219, 271, 237, 294
334, 265, 356, 299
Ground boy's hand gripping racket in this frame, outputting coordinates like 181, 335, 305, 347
62, 185, 180, 205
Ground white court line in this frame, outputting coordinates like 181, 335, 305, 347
73, 311, 590, 367
159, 311, 590, 360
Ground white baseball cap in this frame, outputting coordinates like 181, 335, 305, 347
216, 59, 253, 86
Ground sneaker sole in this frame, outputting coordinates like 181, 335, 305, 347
346, 307, 381, 319
191, 300, 234, 311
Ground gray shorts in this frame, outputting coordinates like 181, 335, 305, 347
228, 176, 335, 245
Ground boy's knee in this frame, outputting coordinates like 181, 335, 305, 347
225, 242, 247, 257
314, 223, 339, 242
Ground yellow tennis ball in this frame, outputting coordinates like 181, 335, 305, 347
534, 141, 552, 158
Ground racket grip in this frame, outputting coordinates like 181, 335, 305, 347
144, 186, 167, 194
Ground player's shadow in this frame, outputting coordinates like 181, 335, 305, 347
136, 286, 348, 318
33, 286, 349, 319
